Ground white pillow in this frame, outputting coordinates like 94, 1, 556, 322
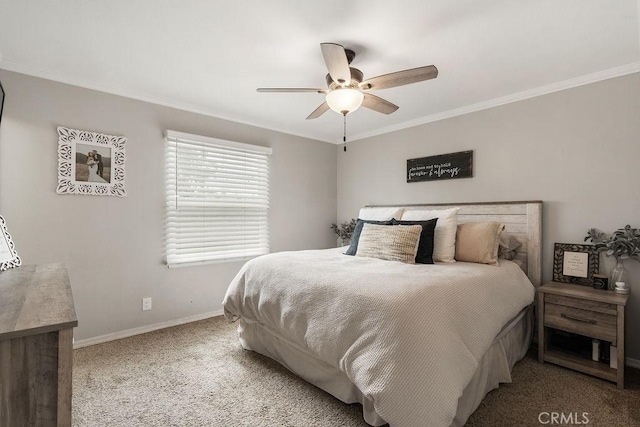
400, 207, 460, 262
358, 207, 404, 221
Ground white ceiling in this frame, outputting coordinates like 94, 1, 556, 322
1, 1, 639, 143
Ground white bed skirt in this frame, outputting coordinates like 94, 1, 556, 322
237, 306, 532, 426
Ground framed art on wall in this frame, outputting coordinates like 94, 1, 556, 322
407, 150, 473, 183
552, 243, 599, 286
0, 215, 21, 271
56, 126, 126, 197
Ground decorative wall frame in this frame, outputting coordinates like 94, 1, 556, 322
0, 215, 21, 271
57, 126, 126, 197
552, 243, 599, 286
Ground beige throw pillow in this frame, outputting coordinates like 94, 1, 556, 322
455, 222, 505, 265
356, 224, 422, 264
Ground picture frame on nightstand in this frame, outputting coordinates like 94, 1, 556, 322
552, 243, 599, 286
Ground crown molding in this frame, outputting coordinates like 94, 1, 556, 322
349, 61, 640, 142
0, 60, 332, 143
2, 59, 639, 145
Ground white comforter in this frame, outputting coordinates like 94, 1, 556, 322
223, 248, 534, 427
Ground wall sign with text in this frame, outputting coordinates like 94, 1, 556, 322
407, 150, 473, 183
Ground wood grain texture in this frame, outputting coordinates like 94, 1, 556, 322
363, 65, 438, 91
544, 349, 617, 382
0, 332, 59, 426
539, 282, 629, 306
362, 93, 399, 115
57, 329, 73, 427
544, 303, 616, 344
538, 281, 628, 388
0, 264, 76, 426
617, 305, 625, 389
545, 294, 617, 315
526, 203, 542, 286
537, 291, 545, 363
0, 264, 77, 340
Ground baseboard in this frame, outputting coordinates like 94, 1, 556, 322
73, 309, 225, 349
626, 357, 640, 369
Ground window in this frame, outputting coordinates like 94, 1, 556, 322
165, 130, 272, 267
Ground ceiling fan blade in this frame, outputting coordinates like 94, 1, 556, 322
362, 93, 399, 115
361, 65, 438, 91
320, 43, 351, 86
306, 102, 330, 120
257, 88, 327, 93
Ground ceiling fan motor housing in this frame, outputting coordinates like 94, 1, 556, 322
326, 67, 364, 89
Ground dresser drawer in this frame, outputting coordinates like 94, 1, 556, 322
544, 302, 617, 345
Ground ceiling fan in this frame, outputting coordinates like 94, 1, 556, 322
257, 43, 438, 120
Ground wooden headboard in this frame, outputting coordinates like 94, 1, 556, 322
366, 201, 543, 286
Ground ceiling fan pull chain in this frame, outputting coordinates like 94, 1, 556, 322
343, 113, 347, 152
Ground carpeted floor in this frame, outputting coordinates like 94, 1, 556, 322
73, 316, 640, 426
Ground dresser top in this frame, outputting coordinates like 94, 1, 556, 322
0, 263, 77, 340
538, 281, 629, 306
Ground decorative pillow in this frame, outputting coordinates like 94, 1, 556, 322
498, 232, 522, 260
455, 221, 505, 266
392, 218, 438, 264
358, 207, 404, 221
345, 219, 393, 255
355, 224, 422, 264
400, 208, 460, 263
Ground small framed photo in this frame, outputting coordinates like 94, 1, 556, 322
56, 126, 126, 197
552, 243, 599, 286
0, 216, 21, 272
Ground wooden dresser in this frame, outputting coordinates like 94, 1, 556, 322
537, 281, 628, 389
0, 264, 78, 426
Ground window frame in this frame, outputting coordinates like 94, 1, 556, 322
164, 130, 272, 268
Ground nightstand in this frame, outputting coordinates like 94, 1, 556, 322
537, 281, 628, 389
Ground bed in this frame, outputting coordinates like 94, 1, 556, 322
223, 201, 542, 426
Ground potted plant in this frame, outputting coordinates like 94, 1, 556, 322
585, 225, 640, 291
331, 219, 357, 246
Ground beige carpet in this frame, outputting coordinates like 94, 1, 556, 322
73, 316, 640, 426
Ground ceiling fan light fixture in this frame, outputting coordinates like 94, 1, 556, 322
326, 88, 364, 115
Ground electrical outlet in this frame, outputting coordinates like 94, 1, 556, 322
142, 297, 152, 311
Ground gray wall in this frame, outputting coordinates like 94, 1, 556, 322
0, 70, 337, 341
337, 73, 640, 360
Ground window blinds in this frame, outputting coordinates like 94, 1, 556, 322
165, 130, 272, 267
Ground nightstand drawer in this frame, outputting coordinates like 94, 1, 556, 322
546, 294, 617, 315
544, 303, 617, 345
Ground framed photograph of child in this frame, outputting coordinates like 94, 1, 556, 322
56, 126, 126, 197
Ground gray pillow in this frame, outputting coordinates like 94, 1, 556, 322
498, 232, 522, 260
